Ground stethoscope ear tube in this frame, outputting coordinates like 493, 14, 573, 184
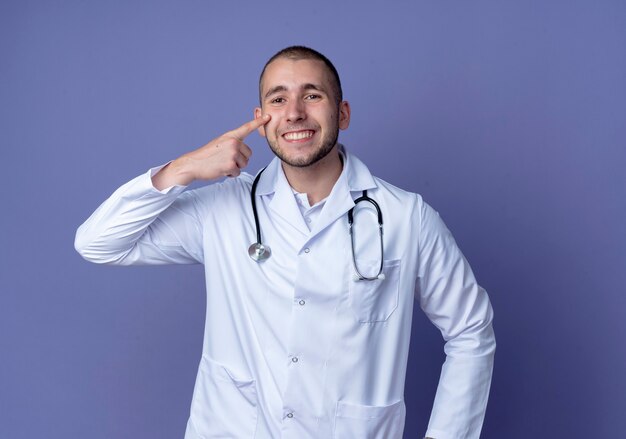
348, 190, 383, 226
352, 272, 385, 281
348, 190, 385, 281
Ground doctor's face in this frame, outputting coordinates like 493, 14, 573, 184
255, 58, 350, 168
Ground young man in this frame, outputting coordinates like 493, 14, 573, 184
76, 46, 495, 439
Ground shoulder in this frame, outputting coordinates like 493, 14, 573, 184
369, 175, 426, 212
344, 147, 425, 212
369, 175, 445, 234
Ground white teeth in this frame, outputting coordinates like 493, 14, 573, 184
284, 131, 314, 140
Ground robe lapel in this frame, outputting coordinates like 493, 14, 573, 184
308, 174, 354, 239
255, 158, 309, 236
268, 178, 310, 236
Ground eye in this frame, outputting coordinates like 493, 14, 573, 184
270, 97, 285, 104
305, 94, 321, 101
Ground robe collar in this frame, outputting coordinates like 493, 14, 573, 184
254, 145, 377, 238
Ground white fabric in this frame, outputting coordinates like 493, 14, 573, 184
75, 146, 495, 439
292, 189, 326, 231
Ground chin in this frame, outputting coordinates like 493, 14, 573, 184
267, 133, 338, 168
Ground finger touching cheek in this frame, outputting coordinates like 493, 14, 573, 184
254, 108, 267, 137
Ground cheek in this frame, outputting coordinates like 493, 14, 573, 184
261, 121, 277, 140
263, 114, 281, 137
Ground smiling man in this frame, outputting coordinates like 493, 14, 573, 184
256, 55, 348, 173
76, 46, 495, 439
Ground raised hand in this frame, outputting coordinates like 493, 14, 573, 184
152, 114, 270, 190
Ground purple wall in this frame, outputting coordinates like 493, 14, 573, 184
2, 1, 625, 437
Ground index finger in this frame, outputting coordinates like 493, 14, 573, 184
229, 114, 271, 140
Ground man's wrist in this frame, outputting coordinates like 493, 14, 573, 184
152, 157, 195, 190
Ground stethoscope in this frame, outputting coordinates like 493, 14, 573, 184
247, 168, 385, 281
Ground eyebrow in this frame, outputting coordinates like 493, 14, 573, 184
264, 83, 327, 100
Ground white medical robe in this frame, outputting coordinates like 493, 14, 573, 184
75, 146, 495, 439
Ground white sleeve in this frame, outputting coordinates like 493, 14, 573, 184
416, 201, 496, 439
75, 165, 205, 265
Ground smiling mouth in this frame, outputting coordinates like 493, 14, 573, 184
282, 130, 315, 141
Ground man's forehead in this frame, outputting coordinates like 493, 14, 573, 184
260, 58, 332, 92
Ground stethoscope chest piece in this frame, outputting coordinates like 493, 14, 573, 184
248, 242, 271, 262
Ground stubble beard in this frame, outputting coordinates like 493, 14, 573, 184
266, 123, 340, 168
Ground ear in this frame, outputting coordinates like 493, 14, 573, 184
338, 101, 351, 130
254, 107, 267, 137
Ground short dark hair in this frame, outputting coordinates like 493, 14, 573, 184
259, 46, 343, 105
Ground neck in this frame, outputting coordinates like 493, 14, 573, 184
281, 145, 343, 205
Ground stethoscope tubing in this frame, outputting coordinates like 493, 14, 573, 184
348, 190, 385, 281
248, 168, 385, 281
250, 167, 266, 245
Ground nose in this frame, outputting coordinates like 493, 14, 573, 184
285, 99, 306, 123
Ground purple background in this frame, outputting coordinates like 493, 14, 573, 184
2, 1, 625, 437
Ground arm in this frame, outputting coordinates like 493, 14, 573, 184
416, 200, 496, 439
75, 116, 270, 265
151, 114, 269, 189
74, 166, 202, 265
